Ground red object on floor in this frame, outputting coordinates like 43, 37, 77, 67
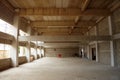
58, 54, 62, 58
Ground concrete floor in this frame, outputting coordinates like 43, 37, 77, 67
0, 57, 120, 80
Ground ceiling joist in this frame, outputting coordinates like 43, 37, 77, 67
19, 35, 112, 42
18, 8, 111, 17
81, 0, 91, 11
31, 21, 96, 27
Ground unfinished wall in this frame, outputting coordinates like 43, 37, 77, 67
112, 8, 120, 34
0, 58, 12, 71
98, 18, 110, 36
45, 48, 79, 57
19, 18, 28, 33
112, 8, 120, 66
0, 1, 14, 24
98, 42, 110, 65
89, 27, 96, 36
88, 17, 111, 65
116, 39, 120, 66
18, 56, 27, 65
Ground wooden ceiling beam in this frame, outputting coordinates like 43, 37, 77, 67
19, 8, 111, 16
30, 21, 96, 27
31, 21, 74, 26
81, 0, 91, 11
0, 0, 15, 12
19, 35, 112, 42
37, 28, 88, 33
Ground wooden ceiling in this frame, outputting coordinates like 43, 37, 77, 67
7, 0, 120, 35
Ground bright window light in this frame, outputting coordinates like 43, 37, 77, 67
0, 19, 14, 35
0, 44, 10, 59
19, 30, 29, 36
18, 46, 26, 56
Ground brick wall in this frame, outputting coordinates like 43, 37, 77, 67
18, 56, 27, 65
45, 48, 79, 57
112, 8, 120, 66
98, 18, 110, 36
0, 58, 12, 71
98, 42, 111, 65
116, 39, 120, 66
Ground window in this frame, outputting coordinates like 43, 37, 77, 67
0, 19, 14, 35
0, 44, 10, 59
19, 46, 26, 56
41, 49, 44, 56
31, 48, 36, 56
19, 30, 28, 36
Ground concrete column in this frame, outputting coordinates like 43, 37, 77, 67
95, 42, 99, 62
87, 45, 90, 59
82, 47, 85, 58
26, 41, 31, 62
39, 46, 42, 58
26, 24, 32, 62
79, 47, 81, 57
10, 15, 19, 67
34, 41, 38, 59
108, 16, 116, 67
86, 32, 90, 59
41, 47, 45, 57
110, 41, 116, 67
95, 25, 99, 62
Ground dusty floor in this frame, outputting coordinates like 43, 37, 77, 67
0, 57, 120, 80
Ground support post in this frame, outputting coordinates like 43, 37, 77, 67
95, 25, 99, 62
26, 41, 31, 62
34, 41, 38, 59
10, 15, 19, 67
79, 47, 82, 57
82, 47, 85, 58
110, 41, 116, 67
95, 42, 99, 62
87, 45, 90, 59
108, 16, 116, 67
39, 46, 42, 58
26, 24, 32, 62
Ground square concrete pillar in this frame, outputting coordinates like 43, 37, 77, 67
25, 24, 32, 62
34, 41, 38, 59
26, 41, 31, 62
95, 25, 99, 62
108, 16, 117, 67
110, 41, 116, 67
87, 45, 90, 59
95, 42, 99, 62
79, 47, 81, 57
38, 46, 42, 58
10, 15, 19, 67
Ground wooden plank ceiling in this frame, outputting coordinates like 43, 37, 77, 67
7, 0, 119, 36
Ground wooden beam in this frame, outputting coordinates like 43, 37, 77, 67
110, 0, 120, 12
38, 32, 85, 36
31, 21, 74, 27
81, 0, 91, 11
0, 32, 14, 40
76, 21, 95, 27
0, 0, 15, 12
31, 21, 96, 27
38, 43, 87, 48
113, 33, 120, 39
37, 28, 88, 33
0, 38, 12, 44
19, 8, 110, 16
19, 35, 112, 41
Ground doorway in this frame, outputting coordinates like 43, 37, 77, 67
92, 48, 96, 60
